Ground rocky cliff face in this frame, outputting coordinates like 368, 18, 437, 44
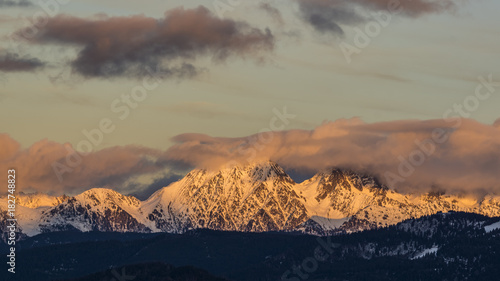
297, 168, 500, 234
37, 189, 151, 233
2, 161, 500, 238
141, 161, 308, 233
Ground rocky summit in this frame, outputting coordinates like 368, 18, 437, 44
2, 161, 500, 239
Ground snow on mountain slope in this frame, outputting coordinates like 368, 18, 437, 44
410, 246, 439, 260
1, 161, 500, 238
0, 192, 69, 209
343, 193, 500, 232
17, 193, 69, 208
0, 200, 44, 237
484, 221, 500, 233
141, 161, 308, 233
298, 215, 350, 235
296, 168, 500, 233
37, 188, 151, 234
330, 212, 500, 262
296, 168, 415, 232
296, 168, 393, 218
477, 195, 500, 217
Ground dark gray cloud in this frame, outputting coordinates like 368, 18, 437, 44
298, 0, 365, 35
17, 6, 275, 79
0, 0, 32, 7
0, 53, 44, 72
352, 0, 456, 17
297, 0, 459, 35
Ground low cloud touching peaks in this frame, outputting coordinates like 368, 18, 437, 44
166, 118, 500, 195
2, 118, 499, 197
0, 134, 169, 196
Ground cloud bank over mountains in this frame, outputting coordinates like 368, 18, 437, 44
1, 118, 499, 196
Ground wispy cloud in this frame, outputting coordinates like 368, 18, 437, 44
352, 0, 457, 16
0, 53, 44, 72
161, 101, 253, 120
297, 0, 460, 35
0, 0, 32, 7
298, 0, 365, 35
259, 2, 285, 26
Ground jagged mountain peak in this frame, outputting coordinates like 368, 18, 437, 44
1, 192, 69, 208
295, 167, 397, 223
307, 167, 387, 196
142, 160, 307, 233
77, 187, 125, 198
236, 160, 294, 183
34, 188, 149, 234
194, 161, 294, 194
74, 188, 141, 207
184, 160, 292, 183
3, 165, 500, 238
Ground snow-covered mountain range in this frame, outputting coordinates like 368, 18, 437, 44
2, 161, 500, 238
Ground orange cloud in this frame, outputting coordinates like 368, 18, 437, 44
0, 135, 168, 196
2, 117, 499, 196
165, 118, 500, 195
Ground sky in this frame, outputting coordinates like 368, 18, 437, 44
0, 0, 499, 198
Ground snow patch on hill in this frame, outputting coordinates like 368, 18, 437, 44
309, 216, 349, 231
411, 246, 439, 260
484, 221, 500, 233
